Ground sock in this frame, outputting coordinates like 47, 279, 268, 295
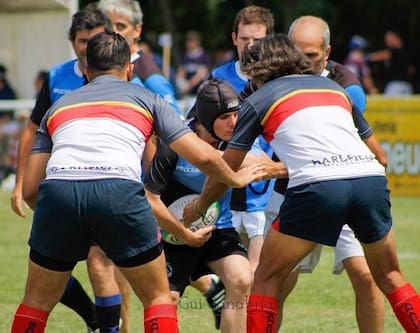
60, 276, 98, 330
95, 294, 121, 333
247, 294, 278, 333
144, 303, 178, 333
386, 283, 420, 332
11, 304, 49, 333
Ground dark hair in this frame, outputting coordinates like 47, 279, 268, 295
232, 6, 275, 35
240, 33, 314, 85
87, 31, 130, 72
68, 7, 113, 41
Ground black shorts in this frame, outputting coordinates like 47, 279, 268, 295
163, 228, 247, 294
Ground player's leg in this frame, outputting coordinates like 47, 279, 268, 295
60, 275, 99, 332
362, 230, 420, 333
11, 254, 74, 333
336, 225, 384, 333
275, 245, 323, 331
87, 245, 121, 333
242, 210, 266, 278
209, 254, 252, 333
190, 274, 224, 330
249, 228, 317, 333
351, 176, 420, 332
117, 248, 177, 333
114, 268, 131, 333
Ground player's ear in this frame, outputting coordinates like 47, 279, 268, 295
325, 45, 332, 60
126, 63, 134, 81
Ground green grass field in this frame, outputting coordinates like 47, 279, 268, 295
0, 189, 418, 332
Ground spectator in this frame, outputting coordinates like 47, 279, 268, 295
344, 35, 379, 94
138, 40, 179, 98
177, 30, 212, 97
0, 64, 17, 180
0, 64, 17, 123
33, 70, 48, 98
367, 30, 415, 96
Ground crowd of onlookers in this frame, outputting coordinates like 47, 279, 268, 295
0, 28, 416, 186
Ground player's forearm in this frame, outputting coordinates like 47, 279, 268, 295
14, 123, 38, 189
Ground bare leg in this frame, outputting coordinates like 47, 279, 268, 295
343, 256, 385, 333
115, 268, 131, 333
362, 229, 420, 332
247, 235, 264, 278
209, 255, 251, 333
87, 246, 120, 297
276, 269, 299, 331
118, 252, 177, 333
11, 259, 72, 333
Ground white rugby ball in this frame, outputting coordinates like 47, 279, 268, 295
161, 194, 220, 245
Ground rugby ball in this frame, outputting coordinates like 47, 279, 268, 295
161, 194, 220, 245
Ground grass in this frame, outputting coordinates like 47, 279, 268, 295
0, 189, 419, 332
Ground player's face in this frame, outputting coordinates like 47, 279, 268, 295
72, 26, 107, 70
290, 27, 331, 74
232, 23, 268, 61
213, 111, 238, 141
106, 11, 141, 51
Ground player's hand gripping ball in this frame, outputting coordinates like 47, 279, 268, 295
162, 194, 220, 245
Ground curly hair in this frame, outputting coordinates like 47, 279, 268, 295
240, 33, 314, 85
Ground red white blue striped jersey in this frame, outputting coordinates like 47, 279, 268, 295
227, 74, 385, 188
33, 75, 190, 182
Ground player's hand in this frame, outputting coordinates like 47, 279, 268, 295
182, 199, 198, 228
183, 225, 215, 247
231, 163, 267, 188
10, 188, 28, 218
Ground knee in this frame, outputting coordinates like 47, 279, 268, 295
350, 270, 380, 295
224, 271, 252, 295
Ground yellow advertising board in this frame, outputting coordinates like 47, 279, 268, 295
366, 96, 420, 195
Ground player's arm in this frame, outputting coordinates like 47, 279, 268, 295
144, 143, 214, 247
183, 147, 249, 226
22, 152, 50, 210
145, 189, 214, 247
11, 77, 51, 217
169, 132, 264, 189
352, 104, 388, 167
11, 120, 39, 217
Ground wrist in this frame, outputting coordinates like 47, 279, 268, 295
193, 199, 206, 218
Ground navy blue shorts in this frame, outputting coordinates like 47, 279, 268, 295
274, 176, 392, 246
29, 179, 160, 265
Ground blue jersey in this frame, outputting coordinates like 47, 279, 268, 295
145, 140, 233, 229
132, 51, 180, 115
212, 60, 275, 212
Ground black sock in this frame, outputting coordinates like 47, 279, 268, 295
95, 294, 121, 333
60, 275, 99, 330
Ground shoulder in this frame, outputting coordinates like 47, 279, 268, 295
326, 60, 362, 89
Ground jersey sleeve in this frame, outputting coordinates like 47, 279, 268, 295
143, 74, 180, 115
144, 142, 178, 195
151, 95, 192, 145
352, 104, 373, 139
30, 75, 52, 126
345, 84, 366, 113
227, 99, 263, 151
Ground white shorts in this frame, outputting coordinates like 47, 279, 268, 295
298, 224, 364, 274
231, 210, 266, 238
263, 190, 285, 236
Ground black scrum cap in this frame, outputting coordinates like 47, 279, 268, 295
188, 78, 240, 140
